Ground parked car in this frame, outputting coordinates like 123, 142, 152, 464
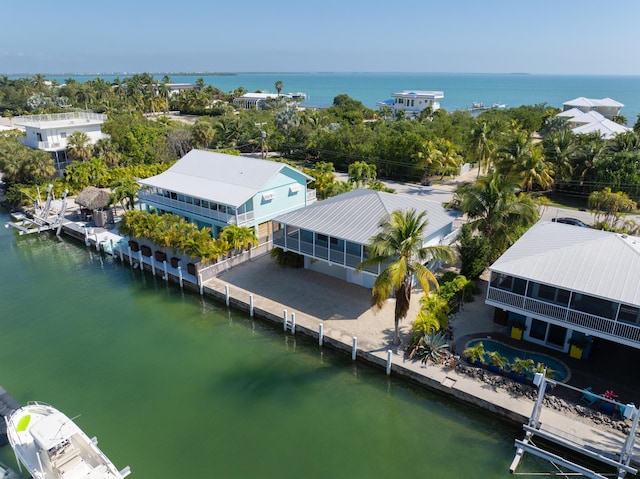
552, 217, 590, 227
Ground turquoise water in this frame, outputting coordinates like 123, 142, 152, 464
0, 207, 549, 477
467, 339, 570, 382
34, 72, 640, 124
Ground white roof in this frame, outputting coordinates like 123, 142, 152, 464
273, 189, 459, 244
563, 97, 624, 108
138, 150, 311, 207
490, 221, 640, 306
30, 412, 77, 450
557, 108, 605, 124
557, 108, 631, 139
391, 90, 444, 99
239, 92, 280, 99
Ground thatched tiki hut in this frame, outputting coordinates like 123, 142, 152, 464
75, 186, 113, 227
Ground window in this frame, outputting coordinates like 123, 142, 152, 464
60, 132, 67, 138
618, 305, 640, 324
262, 191, 276, 201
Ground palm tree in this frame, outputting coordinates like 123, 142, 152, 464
453, 170, 539, 262
66, 131, 92, 161
275, 80, 283, 95
347, 161, 377, 188
515, 145, 554, 192
219, 224, 258, 255
356, 209, 455, 345
471, 120, 492, 178
111, 178, 139, 211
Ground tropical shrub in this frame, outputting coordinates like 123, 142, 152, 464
408, 331, 450, 365
270, 247, 304, 268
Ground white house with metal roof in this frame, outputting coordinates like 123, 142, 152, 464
562, 97, 624, 120
376, 90, 444, 119
14, 111, 109, 171
137, 149, 316, 242
486, 221, 640, 354
272, 189, 460, 288
557, 108, 631, 140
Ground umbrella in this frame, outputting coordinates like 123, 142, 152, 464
75, 186, 111, 210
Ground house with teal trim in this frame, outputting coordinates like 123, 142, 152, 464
486, 221, 640, 357
272, 189, 460, 288
137, 149, 316, 243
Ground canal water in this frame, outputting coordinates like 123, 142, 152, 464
0, 208, 544, 478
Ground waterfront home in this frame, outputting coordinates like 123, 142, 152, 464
137, 149, 316, 243
562, 97, 624, 120
233, 92, 288, 110
13, 111, 109, 172
272, 189, 459, 288
376, 90, 444, 119
557, 108, 631, 140
485, 221, 640, 355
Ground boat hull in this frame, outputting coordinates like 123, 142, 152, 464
5, 402, 130, 479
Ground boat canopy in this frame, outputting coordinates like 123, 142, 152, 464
30, 412, 76, 451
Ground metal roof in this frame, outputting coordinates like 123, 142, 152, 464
273, 189, 459, 244
490, 221, 640, 306
138, 149, 311, 207
563, 97, 625, 108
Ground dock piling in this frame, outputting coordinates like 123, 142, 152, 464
291, 312, 296, 334
352, 337, 357, 360
283, 309, 287, 331
128, 246, 133, 266
319, 323, 324, 346
225, 285, 229, 306
151, 258, 156, 276
198, 274, 203, 296
178, 266, 183, 288
386, 350, 392, 375
249, 294, 254, 317
162, 261, 168, 281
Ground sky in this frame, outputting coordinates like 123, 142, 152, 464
2, 0, 640, 75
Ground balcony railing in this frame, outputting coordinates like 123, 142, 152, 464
306, 189, 316, 202
487, 286, 640, 345
139, 191, 254, 225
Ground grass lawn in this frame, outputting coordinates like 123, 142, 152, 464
538, 193, 589, 211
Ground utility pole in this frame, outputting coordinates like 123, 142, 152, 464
261, 130, 267, 159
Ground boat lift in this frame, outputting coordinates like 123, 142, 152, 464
4, 184, 69, 236
510, 374, 640, 478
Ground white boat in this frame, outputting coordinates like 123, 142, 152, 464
5, 402, 131, 479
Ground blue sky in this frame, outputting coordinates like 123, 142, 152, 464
2, 0, 640, 75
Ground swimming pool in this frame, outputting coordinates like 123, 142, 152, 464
466, 338, 570, 382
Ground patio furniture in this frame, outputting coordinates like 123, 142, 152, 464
580, 387, 599, 407
599, 401, 615, 415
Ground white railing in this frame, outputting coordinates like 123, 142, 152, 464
306, 189, 316, 202
198, 242, 273, 281
13, 111, 107, 126
139, 191, 254, 225
487, 285, 640, 344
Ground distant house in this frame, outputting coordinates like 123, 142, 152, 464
562, 97, 624, 120
272, 189, 460, 288
557, 108, 631, 140
233, 93, 282, 110
14, 111, 109, 171
137, 149, 316, 243
486, 221, 640, 354
376, 90, 444, 119
557, 97, 631, 139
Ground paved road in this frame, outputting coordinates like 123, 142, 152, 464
337, 167, 640, 226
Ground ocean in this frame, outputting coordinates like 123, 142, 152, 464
37, 72, 640, 124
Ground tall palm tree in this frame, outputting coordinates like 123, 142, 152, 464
275, 80, 283, 95
543, 128, 575, 187
356, 209, 455, 345
455, 171, 539, 261
470, 120, 492, 178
